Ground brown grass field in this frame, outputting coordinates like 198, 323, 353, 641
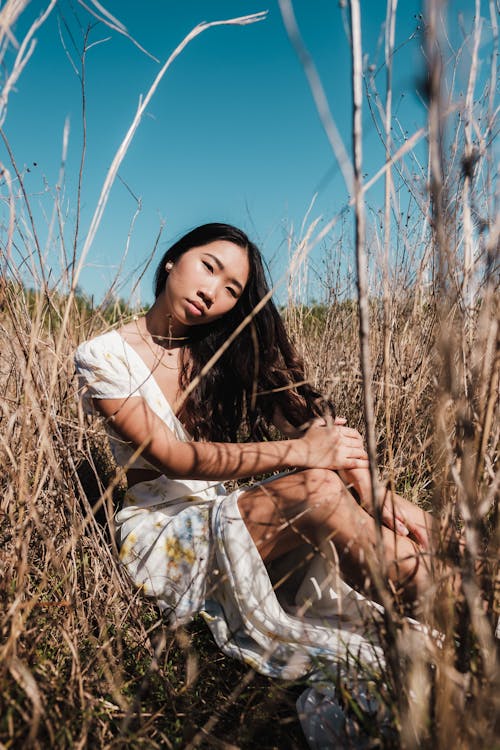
0, 1, 498, 748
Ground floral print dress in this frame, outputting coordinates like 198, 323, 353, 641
74, 330, 401, 682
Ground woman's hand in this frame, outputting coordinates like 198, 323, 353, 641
337, 464, 431, 549
298, 416, 369, 471
376, 488, 431, 549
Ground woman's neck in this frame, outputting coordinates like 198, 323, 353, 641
142, 301, 190, 348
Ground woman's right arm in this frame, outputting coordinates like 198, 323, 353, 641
94, 396, 369, 481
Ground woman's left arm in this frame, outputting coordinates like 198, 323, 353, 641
273, 408, 430, 548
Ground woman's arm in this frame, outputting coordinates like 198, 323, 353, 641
94, 396, 369, 482
273, 407, 429, 548
273, 409, 374, 501
274, 406, 429, 547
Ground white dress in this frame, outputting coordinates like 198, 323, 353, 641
74, 330, 395, 684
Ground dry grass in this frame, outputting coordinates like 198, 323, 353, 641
0, 1, 499, 748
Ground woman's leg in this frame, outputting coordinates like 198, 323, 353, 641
237, 468, 432, 607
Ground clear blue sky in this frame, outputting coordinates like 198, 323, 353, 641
3, 0, 487, 305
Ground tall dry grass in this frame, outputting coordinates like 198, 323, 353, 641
0, 1, 499, 748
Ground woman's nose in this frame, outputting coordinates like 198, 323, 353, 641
198, 286, 215, 307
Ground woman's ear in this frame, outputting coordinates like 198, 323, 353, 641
165, 261, 173, 272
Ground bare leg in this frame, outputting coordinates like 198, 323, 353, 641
237, 468, 432, 607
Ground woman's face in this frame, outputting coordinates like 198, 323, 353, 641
162, 240, 250, 333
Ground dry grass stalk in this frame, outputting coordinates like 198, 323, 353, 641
0, 0, 57, 130
382, 0, 398, 491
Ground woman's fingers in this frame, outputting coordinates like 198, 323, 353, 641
301, 419, 370, 470
332, 427, 368, 464
353, 459, 370, 468
339, 426, 363, 439
378, 491, 431, 548
397, 502, 430, 549
343, 436, 367, 450
341, 436, 368, 456
381, 507, 410, 537
406, 519, 430, 549
343, 454, 369, 467
316, 418, 363, 441
347, 447, 368, 460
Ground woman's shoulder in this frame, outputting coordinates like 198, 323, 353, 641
74, 330, 139, 380
74, 329, 143, 397
74, 329, 123, 364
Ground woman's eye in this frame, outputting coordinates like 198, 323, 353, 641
203, 261, 213, 273
226, 287, 238, 298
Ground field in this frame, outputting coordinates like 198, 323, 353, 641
0, 1, 498, 748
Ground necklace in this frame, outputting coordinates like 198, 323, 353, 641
150, 331, 190, 343
133, 315, 191, 347
133, 317, 187, 371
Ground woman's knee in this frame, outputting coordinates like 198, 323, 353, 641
292, 469, 348, 530
296, 468, 345, 500
237, 469, 347, 539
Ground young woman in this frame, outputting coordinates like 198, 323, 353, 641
74, 223, 432, 679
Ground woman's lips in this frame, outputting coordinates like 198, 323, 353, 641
186, 300, 204, 316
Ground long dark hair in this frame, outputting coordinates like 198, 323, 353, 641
154, 223, 333, 441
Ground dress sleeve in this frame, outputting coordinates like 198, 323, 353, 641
74, 336, 141, 402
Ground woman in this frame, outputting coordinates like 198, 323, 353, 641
74, 222, 432, 681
